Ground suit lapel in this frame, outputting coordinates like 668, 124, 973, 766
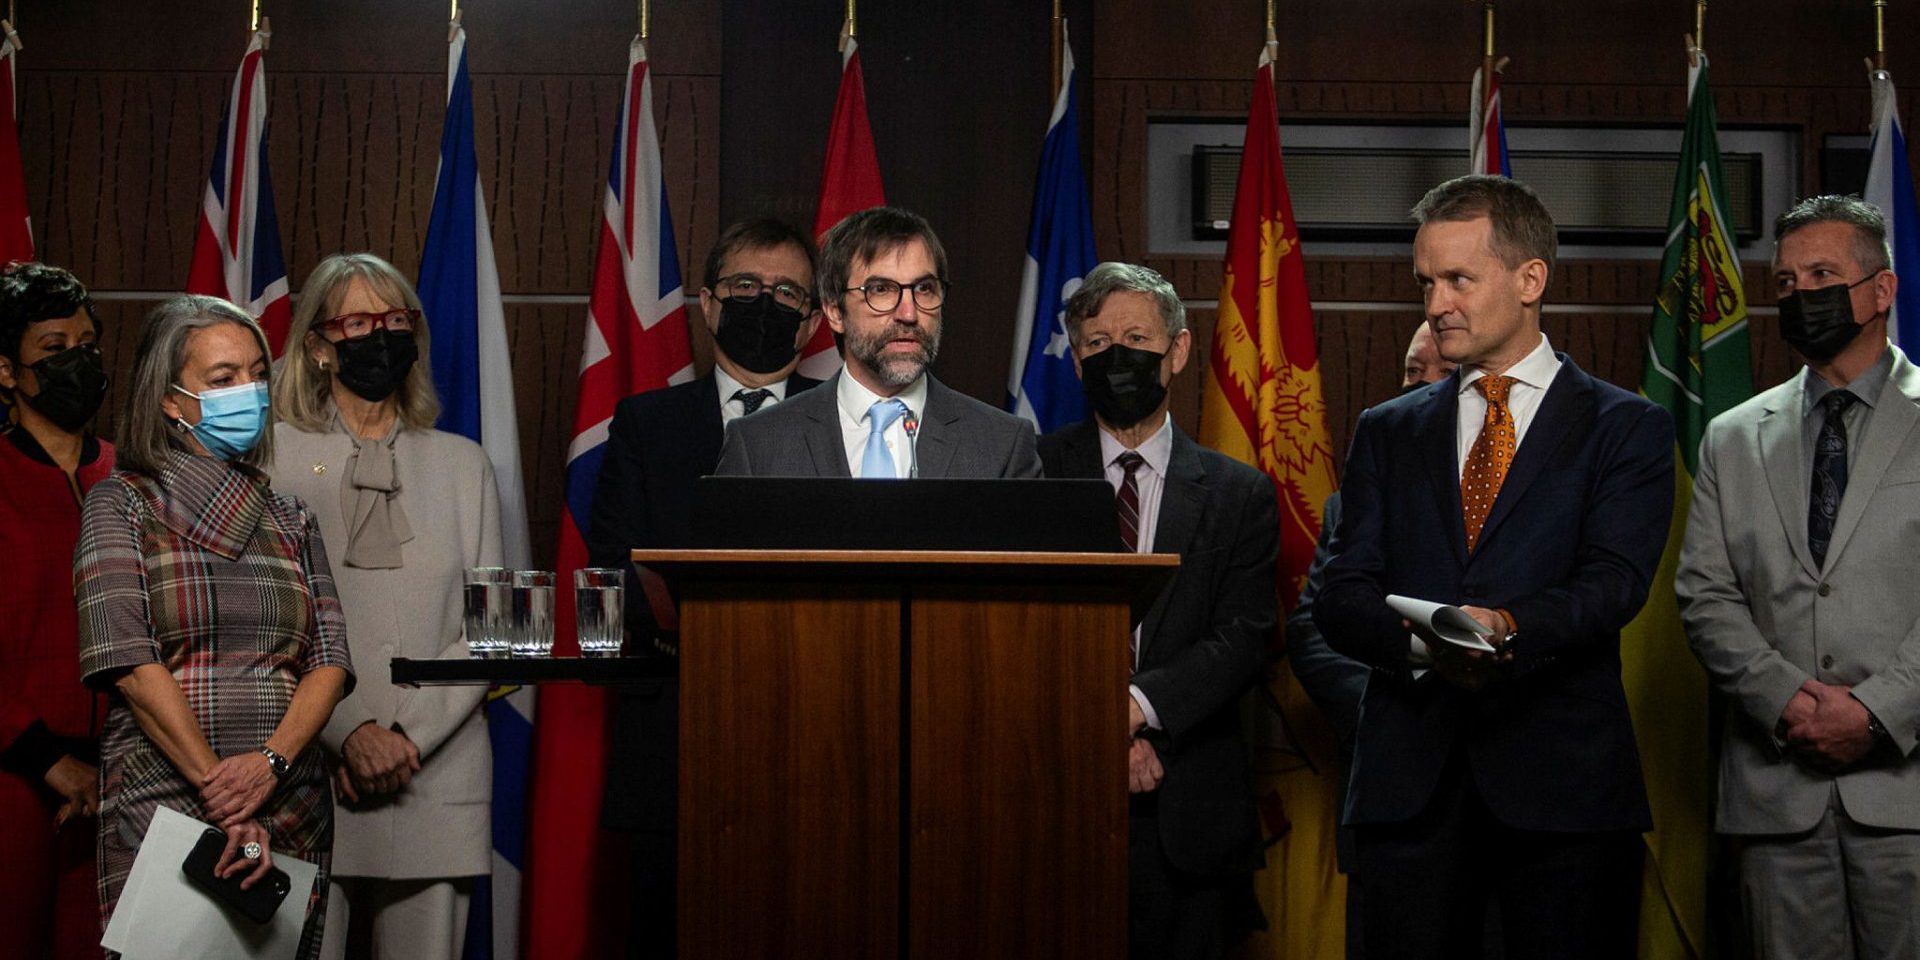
803, 373, 853, 478
915, 377, 961, 479
1417, 374, 1469, 566
1472, 357, 1591, 557
1139, 429, 1207, 660
1758, 373, 1818, 578
694, 375, 725, 467
1821, 353, 1920, 568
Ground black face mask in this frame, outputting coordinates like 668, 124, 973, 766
1779, 273, 1879, 363
1081, 343, 1169, 429
331, 328, 418, 403
18, 342, 108, 432
712, 293, 806, 375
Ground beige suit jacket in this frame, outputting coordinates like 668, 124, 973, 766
269, 423, 499, 878
1678, 345, 1920, 834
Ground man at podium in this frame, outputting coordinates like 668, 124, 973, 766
1037, 261, 1279, 959
715, 206, 1040, 479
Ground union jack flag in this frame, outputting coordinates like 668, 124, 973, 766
523, 34, 692, 959
186, 26, 290, 354
1469, 64, 1512, 178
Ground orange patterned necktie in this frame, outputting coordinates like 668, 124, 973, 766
1461, 374, 1518, 552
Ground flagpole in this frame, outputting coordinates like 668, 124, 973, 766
1051, 0, 1063, 101
1483, 2, 1496, 90
847, 0, 857, 40
1874, 0, 1887, 71
1265, 0, 1278, 95
640, 0, 649, 40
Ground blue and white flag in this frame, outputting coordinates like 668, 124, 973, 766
1007, 25, 1097, 433
1867, 69, 1920, 355
417, 21, 533, 960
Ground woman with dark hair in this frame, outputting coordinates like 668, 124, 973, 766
73, 294, 353, 958
0, 262, 113, 958
269, 252, 500, 960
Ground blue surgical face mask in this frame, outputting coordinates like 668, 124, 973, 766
172, 381, 269, 460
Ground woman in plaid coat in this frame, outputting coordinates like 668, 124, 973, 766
73, 296, 354, 958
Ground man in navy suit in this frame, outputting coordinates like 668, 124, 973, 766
584, 217, 824, 958
1314, 175, 1675, 960
1037, 262, 1277, 959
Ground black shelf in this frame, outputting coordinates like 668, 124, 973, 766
390, 656, 676, 688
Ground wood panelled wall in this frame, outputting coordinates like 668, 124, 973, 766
17, 0, 1920, 564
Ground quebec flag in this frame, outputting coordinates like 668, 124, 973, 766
1867, 69, 1920, 356
1007, 25, 1097, 434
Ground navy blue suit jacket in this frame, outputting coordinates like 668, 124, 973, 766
586, 371, 821, 830
1314, 356, 1673, 833
1039, 419, 1275, 876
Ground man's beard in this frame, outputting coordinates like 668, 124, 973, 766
847, 320, 941, 388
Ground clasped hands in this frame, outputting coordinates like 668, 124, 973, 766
1128, 694, 1164, 795
1779, 680, 1878, 772
335, 722, 421, 803
1408, 605, 1514, 692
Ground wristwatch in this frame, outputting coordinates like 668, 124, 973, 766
1866, 712, 1892, 745
258, 745, 292, 780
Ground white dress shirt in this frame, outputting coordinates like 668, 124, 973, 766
714, 367, 791, 425
835, 372, 930, 478
1099, 414, 1174, 732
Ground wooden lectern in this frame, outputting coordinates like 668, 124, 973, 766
632, 549, 1177, 960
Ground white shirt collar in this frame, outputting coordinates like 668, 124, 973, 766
1458, 332, 1560, 394
1097, 413, 1174, 475
714, 366, 789, 408
837, 369, 930, 428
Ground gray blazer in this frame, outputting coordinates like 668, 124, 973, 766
1677, 345, 1920, 834
714, 371, 1041, 479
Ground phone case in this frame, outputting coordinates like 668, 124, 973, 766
180, 827, 293, 925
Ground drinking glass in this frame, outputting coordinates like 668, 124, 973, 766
463, 566, 511, 659
574, 568, 626, 658
509, 570, 557, 658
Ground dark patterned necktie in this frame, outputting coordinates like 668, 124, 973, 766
1461, 374, 1518, 552
1808, 390, 1858, 570
733, 388, 773, 415
1116, 452, 1145, 552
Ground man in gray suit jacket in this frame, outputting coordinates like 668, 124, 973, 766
1677, 195, 1919, 959
716, 206, 1040, 479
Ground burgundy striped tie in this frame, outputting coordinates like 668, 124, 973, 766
1116, 451, 1145, 552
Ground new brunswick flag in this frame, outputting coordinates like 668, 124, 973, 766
1629, 51, 1752, 960
1198, 43, 1341, 960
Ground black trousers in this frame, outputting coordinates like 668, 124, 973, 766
1128, 795, 1260, 960
1353, 750, 1642, 960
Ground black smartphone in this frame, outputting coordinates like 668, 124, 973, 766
180, 827, 293, 925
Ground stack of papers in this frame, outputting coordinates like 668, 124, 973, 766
101, 805, 319, 960
1386, 594, 1499, 653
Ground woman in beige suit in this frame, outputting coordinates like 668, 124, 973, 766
267, 253, 500, 960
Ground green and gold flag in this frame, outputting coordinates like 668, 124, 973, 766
1627, 51, 1753, 960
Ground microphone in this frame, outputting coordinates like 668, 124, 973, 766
903, 415, 920, 479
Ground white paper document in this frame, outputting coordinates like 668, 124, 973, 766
101, 804, 318, 960
1386, 594, 1499, 653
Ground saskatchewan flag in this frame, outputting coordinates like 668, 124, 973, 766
1628, 52, 1752, 960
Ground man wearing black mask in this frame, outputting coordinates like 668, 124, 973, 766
1678, 194, 1920, 959
584, 217, 823, 958
1037, 261, 1279, 959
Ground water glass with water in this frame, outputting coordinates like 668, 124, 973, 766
463, 566, 512, 659
510, 570, 557, 658
574, 568, 626, 658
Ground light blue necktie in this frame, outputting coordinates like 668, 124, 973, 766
861, 398, 910, 479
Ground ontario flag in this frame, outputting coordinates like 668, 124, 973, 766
523, 34, 693, 960
1469, 64, 1512, 177
1198, 43, 1343, 960
799, 19, 885, 380
0, 19, 32, 262
185, 25, 291, 354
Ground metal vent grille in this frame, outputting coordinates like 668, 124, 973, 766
1192, 145, 1763, 245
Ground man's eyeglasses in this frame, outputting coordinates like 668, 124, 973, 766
713, 275, 811, 311
848, 277, 949, 313
318, 308, 419, 340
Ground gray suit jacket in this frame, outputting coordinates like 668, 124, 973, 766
714, 371, 1041, 479
1677, 345, 1920, 834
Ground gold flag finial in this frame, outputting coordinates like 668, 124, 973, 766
250, 0, 260, 33
846, 0, 856, 40
1875, 0, 1888, 70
